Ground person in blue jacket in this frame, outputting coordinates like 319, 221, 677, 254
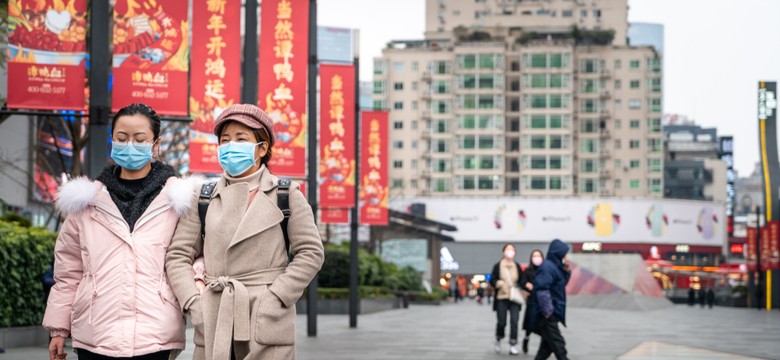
529, 239, 571, 360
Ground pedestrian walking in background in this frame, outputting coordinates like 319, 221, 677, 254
490, 243, 525, 355
520, 249, 544, 354
529, 239, 571, 360
688, 288, 696, 306
166, 104, 324, 360
699, 286, 707, 308
706, 287, 716, 309
477, 284, 486, 305
43, 104, 200, 360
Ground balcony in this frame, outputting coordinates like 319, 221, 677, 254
599, 109, 611, 118
421, 168, 432, 178
421, 128, 432, 139
599, 129, 610, 140
599, 148, 611, 159
421, 71, 432, 81
421, 110, 432, 120
599, 90, 610, 98
421, 89, 432, 100
599, 168, 611, 178
599, 69, 611, 78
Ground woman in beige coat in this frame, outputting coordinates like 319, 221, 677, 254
165, 104, 324, 360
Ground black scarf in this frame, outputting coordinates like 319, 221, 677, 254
96, 162, 176, 232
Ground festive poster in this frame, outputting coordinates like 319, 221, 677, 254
257, 0, 309, 177
188, 0, 241, 173
761, 225, 771, 271
771, 221, 780, 269
319, 64, 355, 207
746, 227, 757, 271
359, 111, 389, 225
322, 208, 349, 224
112, 0, 189, 115
7, 0, 87, 110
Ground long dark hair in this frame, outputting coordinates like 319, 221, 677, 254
112, 103, 162, 141
528, 249, 544, 269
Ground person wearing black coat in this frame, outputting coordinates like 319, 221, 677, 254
688, 288, 696, 306
699, 287, 707, 308
706, 287, 715, 309
489, 243, 525, 355
529, 239, 571, 360
520, 249, 544, 354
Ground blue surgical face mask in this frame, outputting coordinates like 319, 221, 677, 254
218, 141, 264, 176
111, 141, 155, 170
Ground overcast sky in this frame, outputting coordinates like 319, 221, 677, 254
318, 0, 780, 177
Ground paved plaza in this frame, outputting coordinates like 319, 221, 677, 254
3, 301, 779, 359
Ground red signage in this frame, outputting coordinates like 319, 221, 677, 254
746, 227, 757, 270
319, 64, 356, 207
188, 0, 241, 173
112, 0, 189, 115
359, 111, 389, 225
322, 208, 350, 224
769, 221, 780, 269
7, 0, 87, 110
730, 243, 744, 254
258, 0, 309, 177
761, 225, 771, 270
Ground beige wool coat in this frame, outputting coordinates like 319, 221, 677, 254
165, 167, 324, 360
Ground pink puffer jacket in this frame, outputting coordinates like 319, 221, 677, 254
42, 176, 199, 357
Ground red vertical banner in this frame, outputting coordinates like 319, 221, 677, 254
359, 111, 389, 225
771, 221, 780, 269
189, 0, 241, 173
747, 227, 758, 271
319, 64, 356, 207
258, 0, 309, 177
761, 225, 771, 271
322, 208, 350, 224
112, 0, 189, 115
7, 0, 88, 110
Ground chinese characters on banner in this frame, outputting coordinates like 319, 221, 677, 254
769, 221, 780, 269
761, 225, 771, 271
112, 0, 189, 115
322, 208, 350, 224
319, 64, 355, 208
359, 111, 389, 225
189, 0, 241, 173
258, 0, 309, 177
747, 227, 758, 270
7, 0, 88, 110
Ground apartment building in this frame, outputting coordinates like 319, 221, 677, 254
374, 0, 663, 197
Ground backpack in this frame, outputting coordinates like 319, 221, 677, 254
197, 177, 292, 255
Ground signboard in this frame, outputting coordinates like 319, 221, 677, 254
258, 0, 309, 177
359, 111, 389, 225
769, 220, 780, 269
719, 136, 735, 222
112, 0, 189, 115
7, 0, 87, 110
319, 64, 356, 207
390, 197, 726, 245
747, 227, 758, 270
381, 239, 428, 272
189, 0, 241, 173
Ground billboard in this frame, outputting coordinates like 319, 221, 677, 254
112, 0, 189, 115
359, 111, 389, 225
258, 0, 309, 177
189, 0, 242, 173
390, 197, 726, 246
7, 0, 88, 110
319, 64, 356, 207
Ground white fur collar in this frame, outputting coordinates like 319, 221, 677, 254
164, 175, 205, 218
56, 177, 100, 216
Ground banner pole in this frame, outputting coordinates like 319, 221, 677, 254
349, 30, 360, 329
242, 0, 258, 104
306, 0, 319, 337
87, 0, 111, 179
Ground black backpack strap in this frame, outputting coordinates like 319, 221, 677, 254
198, 182, 217, 239
277, 177, 292, 256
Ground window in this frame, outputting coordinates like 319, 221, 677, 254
374, 59, 386, 75
479, 156, 495, 170
581, 59, 597, 73
392, 179, 404, 189
531, 136, 546, 149
581, 79, 596, 93
478, 136, 495, 149
630, 160, 640, 169
434, 140, 449, 153
394, 82, 404, 90
614, 79, 621, 89
614, 159, 622, 169
462, 135, 476, 149
648, 118, 661, 132
531, 115, 546, 129
435, 159, 448, 172
615, 119, 622, 129
648, 179, 662, 193
614, 60, 621, 69
628, 99, 641, 109
581, 99, 596, 113
648, 98, 662, 113
647, 78, 661, 92
630, 179, 641, 189
549, 135, 563, 149
614, 179, 621, 190
532, 74, 547, 88
463, 74, 476, 89
531, 54, 547, 68
479, 55, 495, 69
463, 176, 476, 190
434, 179, 449, 193
435, 80, 449, 94
562, 10, 573, 17
372, 100, 385, 110
411, 160, 417, 169
460, 115, 476, 129
648, 138, 662, 152
434, 100, 450, 114
550, 74, 564, 88
630, 120, 640, 129
630, 140, 640, 149
393, 121, 403, 129
550, 54, 563, 68
614, 139, 621, 149
510, 138, 520, 152
531, 176, 546, 190
581, 179, 596, 193
463, 55, 476, 69
393, 160, 403, 168
549, 115, 563, 129
434, 61, 450, 74
648, 158, 662, 172
412, 62, 418, 71
394, 101, 404, 110
614, 99, 622, 110
463, 95, 476, 109
581, 139, 597, 153
462, 156, 476, 169
479, 75, 494, 89
594, 9, 601, 18
532, 95, 547, 108
393, 141, 403, 149
412, 101, 418, 110
478, 95, 494, 109
373, 80, 385, 94
629, 60, 640, 69
581, 120, 597, 133
648, 58, 662, 72
411, 121, 418, 130
581, 159, 596, 173
531, 156, 547, 169
580, 9, 587, 17
549, 157, 562, 169
412, 82, 418, 91
478, 176, 497, 190
549, 95, 563, 108
393, 62, 405, 72
630, 80, 640, 89
411, 140, 418, 149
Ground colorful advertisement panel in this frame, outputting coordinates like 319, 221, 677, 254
319, 64, 355, 207
359, 111, 388, 225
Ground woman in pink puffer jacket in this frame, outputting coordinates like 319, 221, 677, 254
43, 104, 200, 360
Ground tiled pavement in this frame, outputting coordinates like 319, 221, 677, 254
3, 301, 779, 359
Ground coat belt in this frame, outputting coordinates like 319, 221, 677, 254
205, 267, 286, 360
